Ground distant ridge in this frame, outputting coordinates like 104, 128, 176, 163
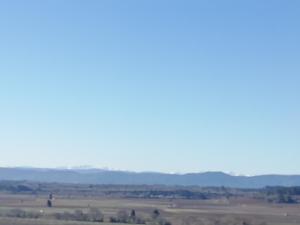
1, 167, 300, 188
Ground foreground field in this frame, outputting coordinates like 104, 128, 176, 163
0, 192, 300, 225
0, 217, 127, 225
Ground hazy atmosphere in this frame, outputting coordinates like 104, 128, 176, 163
0, 0, 299, 175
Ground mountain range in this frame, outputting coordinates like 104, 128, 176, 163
1, 167, 300, 188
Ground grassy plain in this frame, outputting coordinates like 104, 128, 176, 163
0, 191, 300, 225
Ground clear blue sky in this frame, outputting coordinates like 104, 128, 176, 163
0, 0, 299, 175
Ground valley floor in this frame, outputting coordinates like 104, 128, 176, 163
0, 193, 300, 225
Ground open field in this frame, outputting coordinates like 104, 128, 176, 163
1, 189, 300, 225
0, 217, 126, 225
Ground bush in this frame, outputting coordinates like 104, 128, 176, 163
74, 209, 88, 221
110, 210, 145, 224
158, 218, 172, 225
152, 209, 160, 219
110, 216, 119, 223
6, 209, 40, 219
150, 209, 172, 225
53, 208, 104, 222
7, 209, 27, 218
87, 208, 104, 222
117, 210, 130, 223
53, 211, 74, 220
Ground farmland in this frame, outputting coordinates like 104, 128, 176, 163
0, 182, 300, 225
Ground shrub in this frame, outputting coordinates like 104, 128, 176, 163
110, 210, 145, 224
53, 211, 74, 220
117, 210, 130, 223
152, 209, 160, 219
7, 209, 27, 218
6, 209, 40, 219
158, 218, 172, 225
74, 209, 88, 221
87, 208, 104, 222
110, 216, 119, 223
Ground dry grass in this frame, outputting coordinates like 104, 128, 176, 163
0, 193, 300, 225
0, 217, 127, 225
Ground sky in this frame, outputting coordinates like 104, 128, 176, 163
0, 0, 299, 175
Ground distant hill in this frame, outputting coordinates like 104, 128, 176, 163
0, 167, 300, 188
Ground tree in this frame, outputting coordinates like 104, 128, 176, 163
130, 209, 136, 218
47, 199, 52, 208
129, 209, 137, 223
152, 209, 160, 220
